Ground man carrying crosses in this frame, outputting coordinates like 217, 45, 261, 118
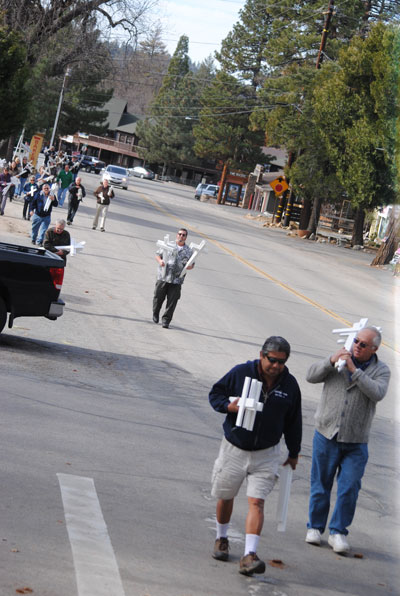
305, 326, 390, 554
152, 228, 194, 329
209, 336, 302, 575
44, 219, 71, 263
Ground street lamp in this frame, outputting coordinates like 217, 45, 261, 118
49, 65, 72, 149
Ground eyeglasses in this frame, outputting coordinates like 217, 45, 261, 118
353, 338, 369, 349
264, 355, 287, 365
177, 233, 187, 237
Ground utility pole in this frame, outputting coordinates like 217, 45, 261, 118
217, 162, 229, 205
49, 65, 71, 149
316, 0, 335, 69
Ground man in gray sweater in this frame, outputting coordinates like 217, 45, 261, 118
305, 326, 390, 554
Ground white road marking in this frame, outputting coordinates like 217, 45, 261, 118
57, 473, 126, 596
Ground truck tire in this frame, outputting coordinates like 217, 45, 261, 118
0, 297, 6, 334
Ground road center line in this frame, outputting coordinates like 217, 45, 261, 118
141, 193, 398, 353
57, 474, 125, 596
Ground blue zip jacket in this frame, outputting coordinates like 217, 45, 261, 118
209, 359, 302, 457
30, 190, 58, 217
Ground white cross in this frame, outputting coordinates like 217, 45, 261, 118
332, 318, 381, 371
2, 183, 13, 198
229, 377, 263, 431
16, 161, 33, 178
156, 235, 178, 280
44, 196, 54, 211
57, 238, 86, 256
179, 239, 206, 277
276, 464, 293, 532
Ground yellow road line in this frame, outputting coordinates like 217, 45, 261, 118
142, 194, 398, 353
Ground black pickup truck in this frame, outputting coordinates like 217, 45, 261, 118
79, 155, 106, 174
0, 241, 66, 334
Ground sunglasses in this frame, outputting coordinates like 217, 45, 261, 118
177, 233, 187, 237
264, 355, 287, 365
353, 338, 369, 349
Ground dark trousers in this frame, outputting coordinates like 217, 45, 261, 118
67, 199, 79, 223
23, 199, 31, 219
153, 281, 182, 324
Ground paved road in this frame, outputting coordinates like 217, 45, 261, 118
0, 172, 399, 596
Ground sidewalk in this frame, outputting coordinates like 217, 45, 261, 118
0, 194, 33, 245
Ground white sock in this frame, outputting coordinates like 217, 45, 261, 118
216, 522, 229, 539
244, 533, 260, 555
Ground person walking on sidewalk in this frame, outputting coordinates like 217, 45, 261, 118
16, 156, 31, 197
92, 178, 114, 232
22, 175, 39, 220
30, 183, 58, 246
209, 336, 302, 576
0, 167, 14, 215
305, 326, 390, 554
66, 176, 85, 225
56, 163, 74, 207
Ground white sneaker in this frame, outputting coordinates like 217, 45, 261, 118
305, 528, 322, 545
328, 533, 350, 553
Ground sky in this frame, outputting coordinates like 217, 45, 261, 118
159, 0, 246, 64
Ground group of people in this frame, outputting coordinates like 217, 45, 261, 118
0, 147, 117, 245
150, 233, 390, 576
0, 156, 32, 215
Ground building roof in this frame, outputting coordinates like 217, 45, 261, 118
262, 147, 288, 168
104, 98, 141, 135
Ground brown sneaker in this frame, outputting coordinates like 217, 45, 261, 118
239, 552, 266, 575
212, 537, 229, 561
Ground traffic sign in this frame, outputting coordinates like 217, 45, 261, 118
270, 176, 289, 195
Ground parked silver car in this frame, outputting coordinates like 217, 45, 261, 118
194, 183, 219, 200
102, 165, 129, 190
129, 166, 155, 180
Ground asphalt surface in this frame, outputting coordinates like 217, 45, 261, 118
0, 169, 399, 596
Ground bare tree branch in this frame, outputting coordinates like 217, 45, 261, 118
0, 0, 159, 64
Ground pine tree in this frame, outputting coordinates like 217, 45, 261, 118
0, 26, 30, 143
253, 0, 400, 232
312, 22, 399, 245
23, 24, 113, 139
136, 36, 203, 172
215, 0, 273, 92
193, 71, 264, 202
157, 35, 189, 96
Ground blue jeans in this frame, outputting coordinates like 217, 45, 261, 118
307, 430, 368, 535
31, 213, 51, 244
57, 187, 68, 207
18, 178, 26, 196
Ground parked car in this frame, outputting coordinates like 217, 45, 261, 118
194, 183, 219, 200
0, 241, 65, 334
129, 166, 155, 180
102, 165, 129, 190
80, 155, 106, 174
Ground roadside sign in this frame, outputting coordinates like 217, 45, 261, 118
270, 176, 289, 195
29, 133, 44, 167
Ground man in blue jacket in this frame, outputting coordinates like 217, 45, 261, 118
30, 183, 58, 246
209, 336, 302, 576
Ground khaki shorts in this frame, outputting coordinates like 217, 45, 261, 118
211, 437, 280, 500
